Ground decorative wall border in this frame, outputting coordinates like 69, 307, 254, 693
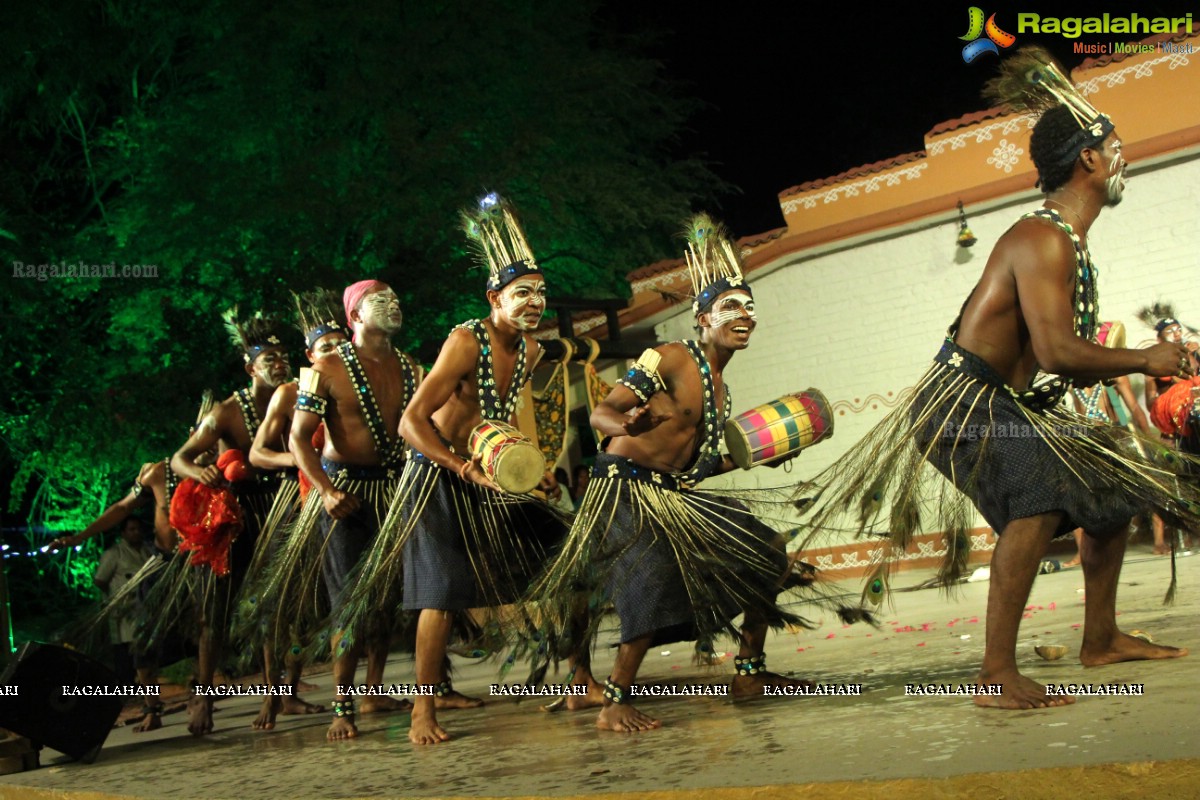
780, 163, 929, 214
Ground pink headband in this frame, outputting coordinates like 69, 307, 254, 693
343, 280, 388, 326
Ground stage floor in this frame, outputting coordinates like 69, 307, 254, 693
1, 546, 1197, 800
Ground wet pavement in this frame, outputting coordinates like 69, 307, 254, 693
0, 547, 1196, 800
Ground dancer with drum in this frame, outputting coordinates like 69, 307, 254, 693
529, 214, 864, 733
338, 193, 569, 745
287, 279, 423, 741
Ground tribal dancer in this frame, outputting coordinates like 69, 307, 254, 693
61, 393, 214, 732
341, 193, 567, 745
284, 279, 421, 741
792, 47, 1200, 710
237, 289, 350, 729
528, 214, 864, 733
170, 310, 292, 734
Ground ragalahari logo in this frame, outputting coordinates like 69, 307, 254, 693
961, 7, 1016, 62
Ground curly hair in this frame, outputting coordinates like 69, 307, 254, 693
1029, 105, 1088, 193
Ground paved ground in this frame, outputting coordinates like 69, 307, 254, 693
0, 545, 1196, 800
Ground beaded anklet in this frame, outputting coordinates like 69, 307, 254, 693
734, 654, 766, 677
332, 698, 355, 718
602, 677, 628, 705
433, 680, 453, 698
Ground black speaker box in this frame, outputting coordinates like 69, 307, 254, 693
0, 642, 124, 763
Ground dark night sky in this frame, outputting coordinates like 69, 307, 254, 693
598, 1, 1189, 236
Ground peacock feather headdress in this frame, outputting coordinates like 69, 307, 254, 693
684, 213, 751, 315
461, 192, 542, 292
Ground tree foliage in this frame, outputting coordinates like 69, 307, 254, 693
0, 0, 721, 536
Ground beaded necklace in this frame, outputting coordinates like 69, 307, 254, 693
335, 342, 412, 467
677, 340, 732, 486
457, 319, 528, 421
945, 207, 1097, 412
164, 459, 179, 504
233, 387, 262, 440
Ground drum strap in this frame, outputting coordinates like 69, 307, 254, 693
335, 342, 410, 468
676, 340, 732, 487
457, 319, 528, 422
944, 208, 1097, 413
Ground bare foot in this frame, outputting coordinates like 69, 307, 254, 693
133, 706, 163, 733
596, 703, 662, 732
252, 696, 279, 730
973, 669, 1073, 709
280, 694, 325, 715
731, 670, 814, 700
1153, 544, 1170, 556
359, 695, 414, 714
1081, 631, 1189, 667
409, 708, 451, 745
326, 714, 358, 741
434, 690, 484, 710
187, 694, 214, 736
565, 678, 605, 711
297, 678, 319, 692
1061, 556, 1081, 569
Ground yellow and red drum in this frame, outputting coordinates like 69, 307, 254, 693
724, 389, 834, 470
469, 420, 545, 493
1097, 320, 1126, 349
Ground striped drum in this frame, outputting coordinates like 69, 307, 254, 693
469, 420, 545, 493
724, 389, 834, 470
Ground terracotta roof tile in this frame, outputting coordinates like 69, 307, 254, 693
779, 151, 926, 198
927, 107, 1008, 137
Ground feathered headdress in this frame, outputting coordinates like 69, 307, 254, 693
461, 192, 542, 292
1137, 302, 1195, 335
983, 46, 1114, 178
292, 289, 350, 348
684, 213, 751, 315
222, 307, 287, 362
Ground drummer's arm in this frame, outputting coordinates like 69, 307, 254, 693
591, 346, 679, 438
399, 329, 497, 490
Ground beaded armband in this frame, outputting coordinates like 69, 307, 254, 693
331, 698, 355, 717
733, 654, 766, 676
617, 349, 666, 405
602, 677, 629, 705
296, 367, 327, 417
297, 390, 327, 417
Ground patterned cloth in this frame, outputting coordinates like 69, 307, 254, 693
583, 454, 789, 645
916, 341, 1141, 537
401, 453, 567, 611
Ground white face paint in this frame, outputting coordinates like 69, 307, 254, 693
359, 288, 403, 333
1104, 138, 1126, 206
707, 292, 756, 328
1161, 324, 1183, 345
252, 348, 292, 387
309, 332, 347, 361
498, 278, 547, 331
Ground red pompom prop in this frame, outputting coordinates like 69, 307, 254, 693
216, 449, 246, 470
223, 459, 253, 483
169, 479, 244, 576
1151, 378, 1200, 438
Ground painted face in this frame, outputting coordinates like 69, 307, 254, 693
358, 287, 403, 333
1102, 136, 1126, 206
496, 277, 547, 331
1160, 323, 1183, 344
252, 347, 292, 387
309, 331, 347, 361
707, 291, 756, 328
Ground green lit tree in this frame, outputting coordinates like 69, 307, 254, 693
0, 0, 722, 572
